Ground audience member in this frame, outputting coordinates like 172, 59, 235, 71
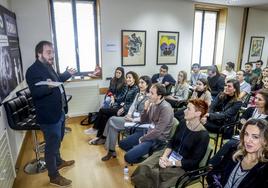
204, 79, 242, 138
165, 71, 189, 107
151, 65, 176, 92
89, 71, 139, 145
236, 70, 251, 101
207, 119, 268, 188
190, 63, 207, 87
222, 61, 236, 81
131, 99, 209, 188
253, 60, 264, 77
191, 78, 212, 106
119, 83, 173, 164
207, 65, 225, 99
244, 62, 258, 88
100, 76, 151, 160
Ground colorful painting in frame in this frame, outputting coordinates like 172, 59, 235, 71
157, 31, 179, 65
121, 30, 146, 66
248, 36, 265, 63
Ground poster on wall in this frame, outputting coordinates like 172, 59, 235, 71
157, 31, 179, 65
248, 36, 265, 63
0, 5, 23, 105
121, 30, 146, 66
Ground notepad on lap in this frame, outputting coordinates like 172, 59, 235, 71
35, 81, 63, 87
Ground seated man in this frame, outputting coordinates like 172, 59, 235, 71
253, 60, 263, 77
207, 65, 225, 99
244, 62, 258, 89
119, 83, 174, 164
190, 63, 207, 87
222, 61, 236, 81
151, 65, 176, 93
236, 70, 251, 101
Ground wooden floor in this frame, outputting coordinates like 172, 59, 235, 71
12, 116, 203, 188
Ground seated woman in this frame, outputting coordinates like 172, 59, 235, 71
207, 119, 268, 188
84, 67, 125, 134
102, 67, 126, 108
165, 71, 189, 108
119, 83, 174, 164
209, 88, 268, 167
204, 79, 242, 138
131, 99, 209, 188
89, 71, 139, 145
174, 78, 212, 121
191, 78, 212, 106
98, 76, 151, 160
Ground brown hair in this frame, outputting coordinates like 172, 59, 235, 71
126, 71, 139, 85
177, 70, 188, 84
233, 119, 268, 162
188, 99, 208, 118
258, 89, 268, 114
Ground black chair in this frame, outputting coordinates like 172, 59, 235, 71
175, 145, 213, 188
3, 96, 46, 174
16, 87, 35, 116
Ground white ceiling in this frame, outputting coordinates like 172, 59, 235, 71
186, 0, 268, 10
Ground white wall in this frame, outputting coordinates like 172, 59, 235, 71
222, 7, 244, 69
242, 8, 268, 68
100, 0, 194, 80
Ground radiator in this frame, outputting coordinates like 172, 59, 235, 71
0, 130, 16, 188
64, 83, 100, 117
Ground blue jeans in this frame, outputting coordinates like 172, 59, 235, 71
119, 129, 154, 164
40, 112, 65, 178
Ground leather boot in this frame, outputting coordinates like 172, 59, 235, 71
101, 151, 116, 161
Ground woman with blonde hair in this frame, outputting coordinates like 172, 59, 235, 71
207, 118, 268, 188
165, 70, 189, 108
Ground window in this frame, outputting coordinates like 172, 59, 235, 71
50, 0, 99, 74
192, 10, 218, 67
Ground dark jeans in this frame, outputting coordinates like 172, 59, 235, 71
119, 129, 154, 164
40, 112, 65, 178
94, 107, 119, 137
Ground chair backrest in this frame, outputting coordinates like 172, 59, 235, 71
169, 118, 179, 139
4, 96, 39, 130
242, 92, 253, 108
199, 144, 213, 168
16, 87, 35, 114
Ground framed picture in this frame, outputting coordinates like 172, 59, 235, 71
248, 36, 265, 63
121, 30, 146, 66
157, 31, 179, 65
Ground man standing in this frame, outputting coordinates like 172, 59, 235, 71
26, 41, 76, 187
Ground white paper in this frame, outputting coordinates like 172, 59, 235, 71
35, 81, 63, 87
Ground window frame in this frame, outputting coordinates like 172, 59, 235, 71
192, 9, 219, 69
49, 0, 99, 75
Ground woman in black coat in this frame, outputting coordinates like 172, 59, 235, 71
204, 79, 242, 139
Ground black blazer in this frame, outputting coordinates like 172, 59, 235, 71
26, 60, 71, 124
207, 146, 268, 188
208, 93, 242, 124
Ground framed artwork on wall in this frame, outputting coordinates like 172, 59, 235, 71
121, 30, 146, 66
157, 31, 179, 65
248, 36, 265, 63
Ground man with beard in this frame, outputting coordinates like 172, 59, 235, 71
26, 41, 76, 187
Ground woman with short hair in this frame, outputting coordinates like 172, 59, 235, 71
131, 99, 210, 188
